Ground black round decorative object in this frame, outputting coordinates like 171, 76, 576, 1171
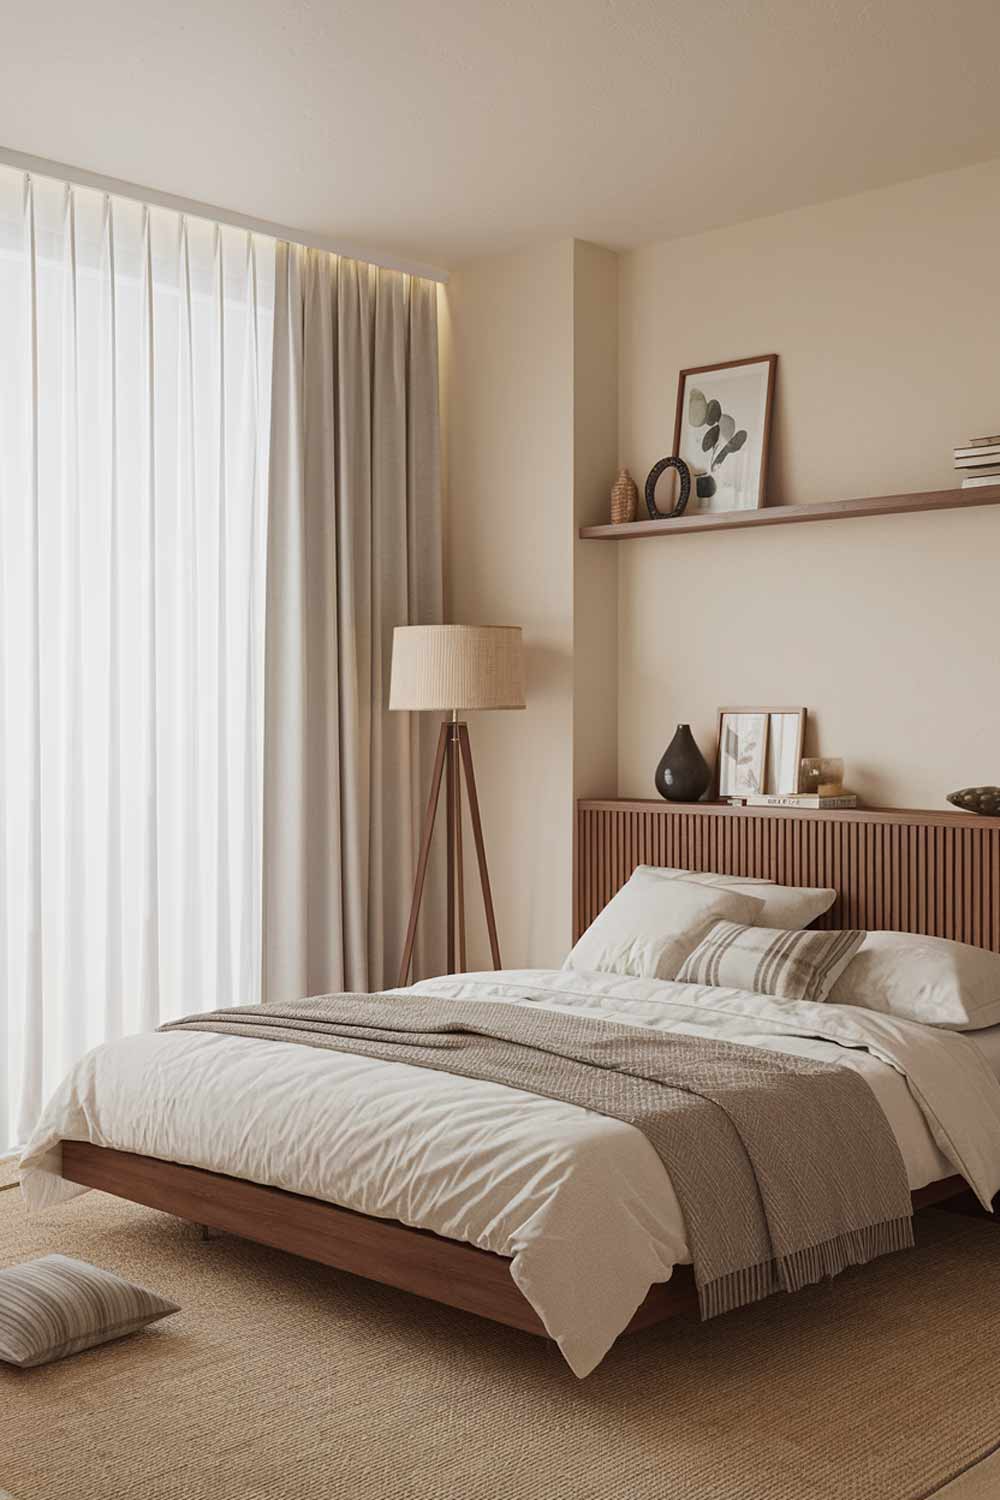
655, 724, 711, 803
645, 457, 692, 520
947, 786, 1000, 816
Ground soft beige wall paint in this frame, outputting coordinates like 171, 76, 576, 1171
618, 159, 1000, 808
444, 242, 576, 968
573, 242, 619, 804
442, 241, 619, 968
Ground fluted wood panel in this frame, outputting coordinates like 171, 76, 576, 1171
575, 802, 1000, 951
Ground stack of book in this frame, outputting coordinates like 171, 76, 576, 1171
727, 793, 858, 810
954, 434, 1000, 489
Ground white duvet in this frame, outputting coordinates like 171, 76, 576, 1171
20, 968, 1000, 1377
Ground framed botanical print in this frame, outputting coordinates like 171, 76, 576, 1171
673, 355, 777, 514
714, 705, 807, 798
716, 711, 769, 797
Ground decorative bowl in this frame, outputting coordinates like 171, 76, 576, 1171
947, 787, 1000, 817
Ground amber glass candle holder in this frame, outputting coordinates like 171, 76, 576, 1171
800, 757, 845, 796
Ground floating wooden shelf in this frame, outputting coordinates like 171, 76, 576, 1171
578, 798, 1000, 829
579, 484, 1000, 539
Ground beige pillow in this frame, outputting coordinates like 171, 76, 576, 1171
565, 870, 764, 980
677, 921, 866, 1003
0, 1255, 178, 1368
829, 931, 1000, 1031
637, 865, 836, 931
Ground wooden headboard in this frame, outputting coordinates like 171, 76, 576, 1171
575, 800, 1000, 952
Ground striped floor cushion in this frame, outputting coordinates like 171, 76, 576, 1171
0, 1254, 178, 1368
676, 921, 866, 1003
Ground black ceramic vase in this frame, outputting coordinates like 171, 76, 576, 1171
654, 724, 711, 803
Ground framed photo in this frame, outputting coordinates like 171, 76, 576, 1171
715, 706, 806, 798
673, 355, 777, 514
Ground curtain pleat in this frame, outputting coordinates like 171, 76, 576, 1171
137, 205, 161, 1034
0, 166, 275, 1153
58, 187, 87, 1069
18, 173, 45, 1147
263, 244, 444, 1003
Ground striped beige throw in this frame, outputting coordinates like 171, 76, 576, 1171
676, 921, 866, 1003
0, 1255, 178, 1368
162, 993, 913, 1321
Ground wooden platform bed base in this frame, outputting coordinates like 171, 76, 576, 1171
60, 1141, 975, 1341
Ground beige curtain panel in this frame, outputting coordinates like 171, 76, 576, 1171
263, 244, 445, 1002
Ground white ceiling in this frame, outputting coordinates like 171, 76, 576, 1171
5, 0, 1000, 271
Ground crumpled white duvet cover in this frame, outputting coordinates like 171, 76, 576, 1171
19, 968, 1000, 1377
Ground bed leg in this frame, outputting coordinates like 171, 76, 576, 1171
197, 1223, 223, 1242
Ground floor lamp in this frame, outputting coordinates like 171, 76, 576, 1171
390, 625, 525, 986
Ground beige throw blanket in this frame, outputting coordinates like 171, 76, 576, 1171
160, 993, 914, 1318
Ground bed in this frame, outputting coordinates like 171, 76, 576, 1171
18, 801, 1000, 1378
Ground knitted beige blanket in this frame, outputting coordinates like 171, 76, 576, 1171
161, 992, 914, 1317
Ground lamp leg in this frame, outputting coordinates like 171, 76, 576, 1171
452, 723, 467, 972
458, 723, 502, 970
445, 722, 456, 972
397, 721, 449, 988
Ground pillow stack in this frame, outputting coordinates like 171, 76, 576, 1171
564, 864, 837, 982
564, 869, 765, 980
565, 864, 1000, 1032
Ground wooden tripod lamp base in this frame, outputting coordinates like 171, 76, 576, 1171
397, 716, 499, 986
389, 626, 526, 988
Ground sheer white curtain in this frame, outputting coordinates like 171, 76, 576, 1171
0, 167, 274, 1153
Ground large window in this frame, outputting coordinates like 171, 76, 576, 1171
0, 167, 275, 1150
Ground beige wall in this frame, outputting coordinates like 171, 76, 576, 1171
443, 242, 576, 968
442, 241, 620, 969
618, 159, 1000, 808
441, 159, 1000, 968
572, 242, 619, 802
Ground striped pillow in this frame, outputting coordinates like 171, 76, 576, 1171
676, 922, 866, 1003
0, 1255, 178, 1368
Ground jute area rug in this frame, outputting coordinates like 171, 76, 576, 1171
1, 1179, 999, 1500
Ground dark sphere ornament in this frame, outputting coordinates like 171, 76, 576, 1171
947, 786, 1000, 816
655, 724, 711, 803
645, 457, 692, 520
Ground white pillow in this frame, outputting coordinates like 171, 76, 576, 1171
636, 865, 836, 931
829, 931, 1000, 1031
565, 870, 765, 980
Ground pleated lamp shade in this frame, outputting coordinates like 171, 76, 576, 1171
389, 625, 525, 712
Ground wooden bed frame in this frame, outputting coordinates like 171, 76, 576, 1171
60, 799, 1000, 1343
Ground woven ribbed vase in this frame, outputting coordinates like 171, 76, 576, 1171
610, 468, 639, 525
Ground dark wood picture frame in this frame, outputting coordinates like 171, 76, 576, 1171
672, 353, 778, 514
